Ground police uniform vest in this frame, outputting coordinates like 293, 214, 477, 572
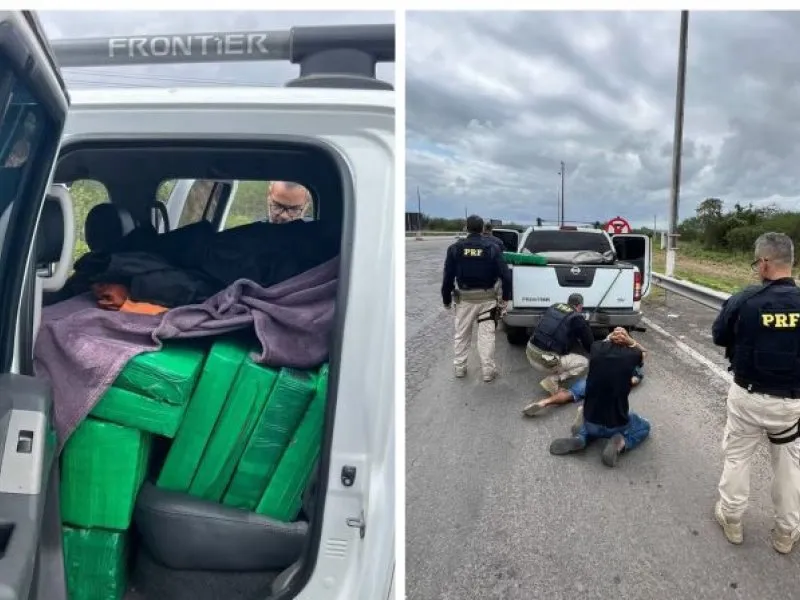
531, 302, 577, 356
732, 280, 800, 395
453, 235, 499, 291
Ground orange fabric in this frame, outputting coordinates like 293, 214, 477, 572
92, 283, 168, 315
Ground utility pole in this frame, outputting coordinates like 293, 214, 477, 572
415, 186, 423, 240
558, 161, 566, 226
666, 10, 689, 277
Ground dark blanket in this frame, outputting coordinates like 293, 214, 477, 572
60, 219, 341, 308
34, 257, 339, 452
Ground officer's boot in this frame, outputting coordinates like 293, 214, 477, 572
714, 501, 743, 545
454, 365, 467, 378
539, 375, 559, 395
772, 526, 800, 554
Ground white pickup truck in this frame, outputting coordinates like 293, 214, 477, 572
492, 225, 652, 345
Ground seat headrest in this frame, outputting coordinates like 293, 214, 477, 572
36, 197, 64, 266
37, 184, 75, 293
85, 203, 137, 253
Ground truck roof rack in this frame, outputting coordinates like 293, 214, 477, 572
49, 24, 395, 91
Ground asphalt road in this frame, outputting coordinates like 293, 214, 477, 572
405, 238, 799, 600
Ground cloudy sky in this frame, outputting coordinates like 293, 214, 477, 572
39, 11, 394, 88
406, 11, 800, 228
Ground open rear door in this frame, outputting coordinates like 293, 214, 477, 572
612, 234, 652, 297
0, 11, 70, 600
492, 228, 520, 253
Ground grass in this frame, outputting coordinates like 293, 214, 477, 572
652, 241, 757, 294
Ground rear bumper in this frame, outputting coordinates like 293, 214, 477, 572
503, 308, 643, 329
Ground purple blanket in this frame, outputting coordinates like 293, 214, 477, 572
34, 257, 339, 451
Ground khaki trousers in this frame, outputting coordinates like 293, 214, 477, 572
525, 341, 589, 383
454, 299, 497, 376
718, 382, 800, 533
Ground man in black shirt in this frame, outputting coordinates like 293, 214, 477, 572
526, 294, 594, 394
548, 327, 651, 467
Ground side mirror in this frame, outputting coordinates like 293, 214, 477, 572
35, 185, 74, 292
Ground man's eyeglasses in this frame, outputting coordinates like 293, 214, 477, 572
268, 199, 307, 216
751, 257, 768, 272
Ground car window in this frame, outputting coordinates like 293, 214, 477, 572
70, 179, 109, 261
158, 179, 223, 229
524, 231, 613, 254
226, 180, 316, 229
0, 78, 49, 266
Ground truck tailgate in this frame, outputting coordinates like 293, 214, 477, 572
512, 264, 635, 309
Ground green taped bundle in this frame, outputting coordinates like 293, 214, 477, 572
256, 365, 328, 521
63, 526, 128, 600
61, 419, 151, 531
188, 357, 280, 502
113, 343, 207, 406
222, 367, 319, 510
502, 251, 548, 266
91, 386, 186, 438
156, 339, 250, 492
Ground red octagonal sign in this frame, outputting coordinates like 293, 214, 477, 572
605, 216, 632, 235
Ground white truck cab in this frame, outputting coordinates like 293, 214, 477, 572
499, 224, 651, 345
0, 12, 394, 600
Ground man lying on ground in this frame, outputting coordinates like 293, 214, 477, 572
547, 327, 651, 467
522, 327, 644, 420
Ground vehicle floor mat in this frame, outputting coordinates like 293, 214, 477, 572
61, 419, 152, 530
188, 356, 280, 502
124, 547, 278, 600
63, 526, 129, 600
222, 367, 319, 510
113, 342, 208, 407
156, 339, 250, 492
256, 365, 328, 521
91, 386, 186, 438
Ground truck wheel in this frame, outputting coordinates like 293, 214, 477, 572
506, 326, 528, 346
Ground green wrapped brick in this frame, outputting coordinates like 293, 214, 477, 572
156, 339, 250, 492
91, 386, 186, 438
256, 365, 328, 522
113, 343, 207, 406
502, 251, 548, 266
63, 526, 128, 600
222, 367, 319, 510
188, 356, 280, 502
61, 419, 151, 531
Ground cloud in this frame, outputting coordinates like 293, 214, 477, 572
406, 11, 800, 227
39, 11, 394, 89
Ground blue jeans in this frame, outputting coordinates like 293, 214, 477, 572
577, 413, 651, 451
568, 365, 644, 402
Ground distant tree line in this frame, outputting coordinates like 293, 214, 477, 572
677, 197, 797, 253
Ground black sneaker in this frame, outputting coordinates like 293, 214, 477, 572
549, 436, 586, 455
601, 433, 625, 467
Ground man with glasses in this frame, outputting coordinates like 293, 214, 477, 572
266, 181, 312, 223
711, 232, 800, 554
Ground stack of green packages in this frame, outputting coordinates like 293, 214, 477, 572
91, 343, 207, 438
222, 368, 319, 509
256, 364, 329, 522
60, 420, 152, 600
502, 251, 548, 266
63, 527, 128, 600
156, 339, 251, 492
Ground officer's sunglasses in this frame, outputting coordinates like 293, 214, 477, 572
750, 257, 768, 271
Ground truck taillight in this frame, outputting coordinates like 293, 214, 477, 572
633, 271, 642, 301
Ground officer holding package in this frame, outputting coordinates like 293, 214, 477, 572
442, 214, 511, 382
711, 232, 800, 554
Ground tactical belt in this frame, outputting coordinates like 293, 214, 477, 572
454, 288, 497, 304
734, 377, 800, 400
767, 419, 800, 445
